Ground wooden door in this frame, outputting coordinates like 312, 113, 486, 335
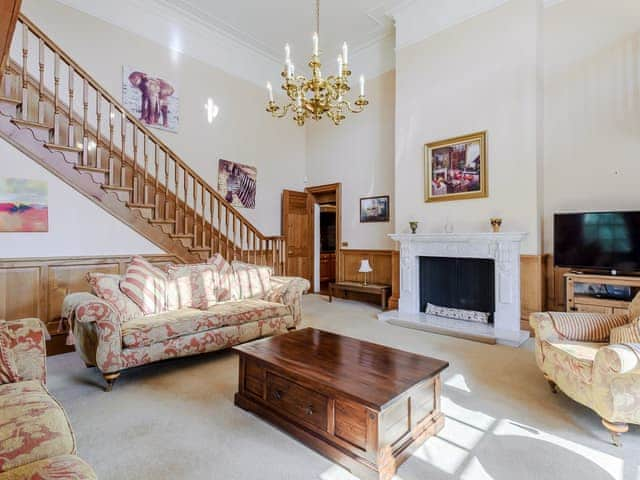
282, 190, 312, 282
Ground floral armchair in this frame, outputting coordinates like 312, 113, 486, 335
0, 318, 97, 479
530, 293, 640, 446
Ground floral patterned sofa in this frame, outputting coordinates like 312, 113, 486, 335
65, 255, 310, 391
0, 318, 97, 480
530, 292, 640, 446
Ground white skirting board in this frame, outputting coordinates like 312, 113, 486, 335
378, 310, 530, 347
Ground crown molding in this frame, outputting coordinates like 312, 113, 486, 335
389, 0, 565, 51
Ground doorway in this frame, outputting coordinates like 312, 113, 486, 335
281, 184, 341, 293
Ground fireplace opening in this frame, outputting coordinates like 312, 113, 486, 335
419, 256, 495, 323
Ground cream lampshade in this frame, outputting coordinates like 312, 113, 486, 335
359, 259, 373, 286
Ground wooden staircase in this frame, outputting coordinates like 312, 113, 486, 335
0, 14, 286, 272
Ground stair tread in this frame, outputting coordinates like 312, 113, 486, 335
127, 203, 156, 209
149, 219, 177, 224
44, 143, 83, 153
170, 233, 195, 238
102, 185, 133, 192
11, 118, 53, 129
75, 165, 109, 173
0, 96, 21, 105
189, 247, 212, 252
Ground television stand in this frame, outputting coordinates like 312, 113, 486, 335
565, 273, 640, 314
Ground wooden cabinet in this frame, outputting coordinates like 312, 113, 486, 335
565, 273, 640, 314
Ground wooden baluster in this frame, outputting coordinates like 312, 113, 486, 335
163, 150, 170, 221
209, 194, 215, 255
21, 23, 28, 120
282, 238, 287, 275
153, 144, 160, 217
201, 186, 206, 247
225, 207, 230, 260
216, 197, 222, 253
107, 104, 114, 185
271, 239, 276, 273
120, 112, 126, 188
53, 53, 60, 144
3, 63, 11, 99
192, 180, 198, 241
174, 162, 179, 225
238, 221, 244, 261
132, 128, 138, 203
95, 92, 102, 169
81, 79, 88, 165
253, 232, 258, 264
37, 38, 44, 124
232, 213, 237, 260
183, 173, 189, 235
142, 133, 148, 204
67, 66, 74, 147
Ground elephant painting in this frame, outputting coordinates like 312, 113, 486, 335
122, 67, 179, 132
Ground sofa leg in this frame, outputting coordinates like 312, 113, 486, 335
103, 372, 120, 392
287, 326, 296, 331
543, 374, 558, 394
602, 419, 628, 447
84, 362, 94, 368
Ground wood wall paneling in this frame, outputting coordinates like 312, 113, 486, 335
0, 254, 181, 355
339, 249, 392, 285
389, 250, 400, 310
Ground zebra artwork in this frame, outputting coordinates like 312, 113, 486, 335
217, 159, 257, 209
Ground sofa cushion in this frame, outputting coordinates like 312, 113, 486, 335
207, 254, 240, 301
166, 263, 220, 310
543, 341, 603, 384
120, 256, 168, 314
87, 272, 142, 321
0, 454, 97, 480
0, 381, 75, 473
547, 311, 629, 342
0, 322, 18, 385
121, 299, 291, 348
232, 261, 272, 299
610, 322, 640, 344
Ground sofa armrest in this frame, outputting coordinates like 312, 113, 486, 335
595, 344, 640, 376
4, 318, 47, 383
593, 344, 640, 422
75, 298, 123, 374
266, 276, 310, 326
529, 312, 564, 342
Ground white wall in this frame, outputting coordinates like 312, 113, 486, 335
20, 0, 306, 237
543, 0, 640, 252
394, 0, 542, 254
0, 140, 162, 257
305, 70, 396, 250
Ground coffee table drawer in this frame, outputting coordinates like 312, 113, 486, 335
266, 372, 328, 431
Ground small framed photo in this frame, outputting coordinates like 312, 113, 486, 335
425, 131, 487, 203
360, 195, 390, 223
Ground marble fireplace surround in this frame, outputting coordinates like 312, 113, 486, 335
379, 232, 530, 346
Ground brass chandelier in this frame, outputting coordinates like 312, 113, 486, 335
266, 0, 369, 126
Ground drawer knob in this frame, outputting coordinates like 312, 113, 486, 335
273, 390, 283, 400
306, 405, 314, 416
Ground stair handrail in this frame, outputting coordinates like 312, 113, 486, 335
16, 13, 282, 247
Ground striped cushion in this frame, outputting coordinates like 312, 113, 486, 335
232, 261, 272, 299
628, 292, 640, 322
0, 322, 18, 384
119, 256, 168, 315
548, 312, 629, 342
610, 322, 640, 344
87, 273, 142, 321
207, 254, 240, 301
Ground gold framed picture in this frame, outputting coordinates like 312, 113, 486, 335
424, 131, 487, 203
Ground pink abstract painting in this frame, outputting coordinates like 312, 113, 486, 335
0, 178, 48, 232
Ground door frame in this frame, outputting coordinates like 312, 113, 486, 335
305, 183, 342, 293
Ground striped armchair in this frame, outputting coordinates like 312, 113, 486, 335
530, 293, 640, 446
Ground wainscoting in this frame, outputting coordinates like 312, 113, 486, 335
335, 249, 393, 307
0, 254, 181, 355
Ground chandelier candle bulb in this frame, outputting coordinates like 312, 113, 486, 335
313, 32, 319, 56
342, 42, 348, 64
337, 55, 343, 77
267, 82, 273, 102
285, 43, 291, 64
360, 75, 365, 96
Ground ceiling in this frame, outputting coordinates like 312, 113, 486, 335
157, 0, 405, 65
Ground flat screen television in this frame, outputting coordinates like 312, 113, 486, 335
554, 211, 640, 274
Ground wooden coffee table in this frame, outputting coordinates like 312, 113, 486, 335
234, 328, 448, 480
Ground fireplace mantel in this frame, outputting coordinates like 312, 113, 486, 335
381, 232, 529, 346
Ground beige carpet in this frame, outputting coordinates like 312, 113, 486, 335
47, 295, 640, 479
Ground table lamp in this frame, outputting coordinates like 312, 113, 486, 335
359, 259, 373, 286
